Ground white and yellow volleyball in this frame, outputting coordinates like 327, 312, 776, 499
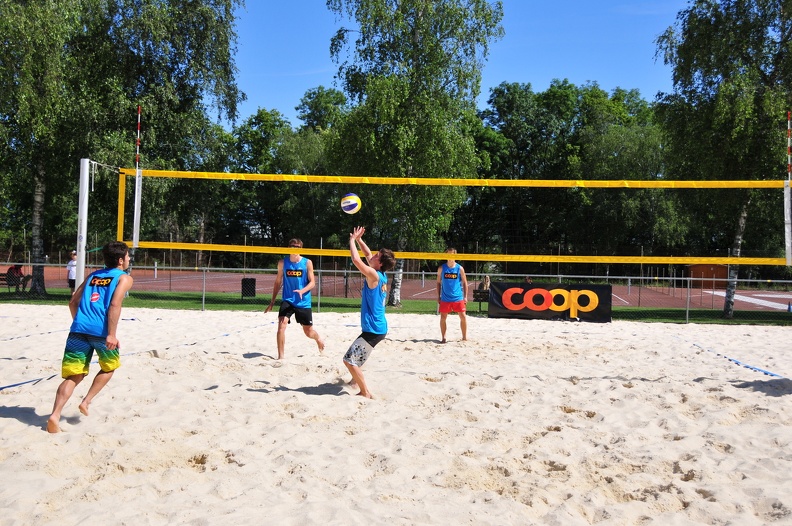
340, 193, 362, 214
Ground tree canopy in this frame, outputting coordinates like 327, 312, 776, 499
656, 0, 792, 314
0, 0, 243, 292
1, 0, 789, 295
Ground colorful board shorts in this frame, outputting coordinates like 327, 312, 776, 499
278, 301, 313, 326
343, 332, 386, 367
439, 300, 467, 313
61, 332, 120, 378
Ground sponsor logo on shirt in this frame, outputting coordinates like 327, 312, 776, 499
286, 270, 303, 277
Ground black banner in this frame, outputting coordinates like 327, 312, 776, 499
487, 283, 612, 323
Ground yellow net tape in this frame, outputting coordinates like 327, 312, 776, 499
118, 169, 785, 189
117, 169, 786, 265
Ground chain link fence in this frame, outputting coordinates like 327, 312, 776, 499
2, 262, 791, 324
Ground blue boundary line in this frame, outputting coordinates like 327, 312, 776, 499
0, 329, 68, 342
0, 375, 58, 391
690, 342, 786, 379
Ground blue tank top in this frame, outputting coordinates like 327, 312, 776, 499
282, 257, 311, 308
361, 271, 388, 335
440, 263, 464, 302
70, 267, 125, 337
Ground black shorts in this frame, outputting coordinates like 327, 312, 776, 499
68, 279, 76, 289
278, 301, 313, 326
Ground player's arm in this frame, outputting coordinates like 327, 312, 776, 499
105, 274, 134, 350
350, 228, 378, 286
436, 266, 443, 303
298, 259, 317, 298
354, 227, 374, 260
265, 260, 284, 313
460, 266, 469, 302
68, 281, 87, 318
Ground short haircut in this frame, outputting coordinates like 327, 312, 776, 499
445, 247, 457, 254
102, 241, 129, 268
378, 248, 396, 272
288, 238, 303, 248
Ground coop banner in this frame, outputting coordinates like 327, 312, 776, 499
488, 283, 612, 323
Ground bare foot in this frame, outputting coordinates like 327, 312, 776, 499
78, 401, 89, 416
356, 391, 374, 399
317, 337, 326, 353
46, 417, 61, 433
440, 339, 447, 344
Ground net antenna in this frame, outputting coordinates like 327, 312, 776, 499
132, 105, 143, 252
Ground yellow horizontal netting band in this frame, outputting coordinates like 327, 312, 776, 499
118, 170, 788, 266
129, 241, 785, 266
117, 169, 785, 189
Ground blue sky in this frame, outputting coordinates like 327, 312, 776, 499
228, 0, 689, 126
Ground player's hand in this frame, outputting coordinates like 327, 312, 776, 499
105, 335, 119, 350
264, 303, 273, 313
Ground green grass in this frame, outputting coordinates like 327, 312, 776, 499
2, 290, 790, 325
612, 307, 792, 326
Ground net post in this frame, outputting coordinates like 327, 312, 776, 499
785, 112, 791, 266
76, 159, 90, 288
785, 180, 791, 266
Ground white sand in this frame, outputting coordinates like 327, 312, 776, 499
1, 304, 791, 525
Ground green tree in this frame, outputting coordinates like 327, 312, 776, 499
327, 0, 504, 304
656, 0, 790, 317
573, 86, 681, 267
295, 86, 348, 131
474, 80, 582, 274
231, 108, 337, 254
0, 0, 242, 293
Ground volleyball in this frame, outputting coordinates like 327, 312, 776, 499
340, 193, 362, 214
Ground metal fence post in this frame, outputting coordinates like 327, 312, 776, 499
202, 268, 206, 311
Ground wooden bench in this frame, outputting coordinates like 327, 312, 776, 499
472, 288, 490, 312
1, 271, 27, 292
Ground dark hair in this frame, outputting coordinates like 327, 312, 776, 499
288, 238, 303, 248
378, 248, 396, 272
102, 241, 129, 268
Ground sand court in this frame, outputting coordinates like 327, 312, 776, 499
1, 304, 790, 525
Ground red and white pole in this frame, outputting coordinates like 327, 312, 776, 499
132, 106, 143, 250
136, 105, 141, 171
787, 111, 790, 181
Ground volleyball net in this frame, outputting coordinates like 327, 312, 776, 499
113, 167, 791, 267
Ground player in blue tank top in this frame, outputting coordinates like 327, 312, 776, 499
265, 238, 325, 360
342, 226, 396, 399
436, 247, 469, 343
47, 241, 134, 433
